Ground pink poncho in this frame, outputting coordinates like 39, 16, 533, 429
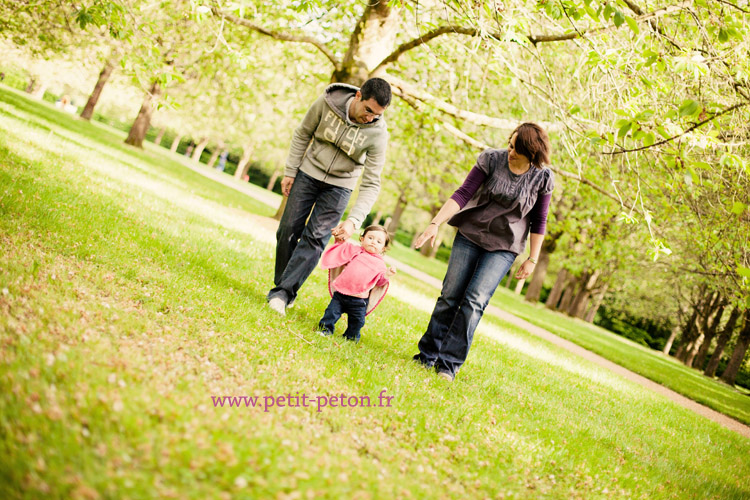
320, 241, 389, 315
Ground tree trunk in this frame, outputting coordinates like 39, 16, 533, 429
234, 143, 253, 180
662, 324, 680, 355
557, 273, 578, 313
686, 292, 722, 366
720, 310, 750, 385
584, 284, 608, 323
683, 333, 704, 367
524, 244, 551, 303
331, 0, 400, 85
153, 128, 166, 146
206, 148, 220, 169
26, 76, 47, 99
125, 80, 160, 148
274, 197, 287, 221
170, 134, 183, 153
80, 60, 114, 120
386, 193, 407, 237
705, 307, 741, 377
25, 76, 37, 93
568, 269, 600, 319
675, 296, 705, 361
545, 268, 569, 310
191, 137, 210, 163
266, 168, 281, 191
693, 300, 726, 369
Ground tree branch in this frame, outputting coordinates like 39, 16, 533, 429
529, 1, 692, 44
605, 102, 750, 155
437, 121, 638, 212
714, 0, 750, 13
211, 8, 340, 72
373, 25, 480, 73
374, 1, 692, 71
389, 75, 562, 131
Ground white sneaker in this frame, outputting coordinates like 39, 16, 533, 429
268, 297, 286, 316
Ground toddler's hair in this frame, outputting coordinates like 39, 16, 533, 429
361, 224, 391, 250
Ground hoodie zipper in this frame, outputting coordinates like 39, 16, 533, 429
325, 121, 351, 180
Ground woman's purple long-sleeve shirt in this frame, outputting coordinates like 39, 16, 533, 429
450, 165, 551, 235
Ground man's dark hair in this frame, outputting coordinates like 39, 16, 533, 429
509, 122, 551, 168
360, 78, 392, 108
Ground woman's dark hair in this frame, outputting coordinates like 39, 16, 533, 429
509, 122, 551, 168
360, 78, 392, 108
361, 224, 391, 250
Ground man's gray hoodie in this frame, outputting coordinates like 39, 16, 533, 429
284, 83, 388, 228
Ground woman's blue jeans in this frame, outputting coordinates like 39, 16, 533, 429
267, 171, 351, 305
416, 231, 516, 376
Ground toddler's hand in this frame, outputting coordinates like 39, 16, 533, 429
386, 267, 397, 277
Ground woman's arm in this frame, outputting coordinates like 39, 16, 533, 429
414, 164, 487, 249
414, 199, 461, 249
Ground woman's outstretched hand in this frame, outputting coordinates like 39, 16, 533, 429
414, 224, 438, 249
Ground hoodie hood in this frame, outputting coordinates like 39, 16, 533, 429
324, 83, 384, 127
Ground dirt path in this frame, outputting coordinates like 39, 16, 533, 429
389, 259, 750, 439
186, 164, 750, 439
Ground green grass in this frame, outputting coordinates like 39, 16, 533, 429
1, 85, 749, 499
388, 204, 750, 427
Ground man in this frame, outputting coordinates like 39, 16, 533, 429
267, 77, 391, 315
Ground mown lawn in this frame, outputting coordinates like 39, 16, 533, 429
1, 86, 749, 499
389, 217, 750, 426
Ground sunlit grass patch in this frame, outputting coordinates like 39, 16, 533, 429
1, 86, 750, 499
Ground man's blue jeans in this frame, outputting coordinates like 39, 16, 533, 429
267, 171, 351, 305
318, 291, 368, 342
415, 231, 516, 376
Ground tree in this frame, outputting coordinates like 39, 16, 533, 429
705, 306, 742, 377
721, 310, 750, 385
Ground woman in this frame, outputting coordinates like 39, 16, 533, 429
413, 122, 554, 381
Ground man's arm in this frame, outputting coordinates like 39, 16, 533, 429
344, 130, 388, 229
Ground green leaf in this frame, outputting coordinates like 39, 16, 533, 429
738, 266, 750, 279
625, 16, 639, 34
656, 127, 671, 139
584, 4, 599, 21
613, 11, 625, 27
679, 100, 700, 117
718, 28, 729, 43
730, 201, 746, 215
643, 133, 655, 146
618, 121, 632, 138
569, 105, 581, 115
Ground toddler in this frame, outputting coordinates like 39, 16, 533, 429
318, 225, 396, 342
